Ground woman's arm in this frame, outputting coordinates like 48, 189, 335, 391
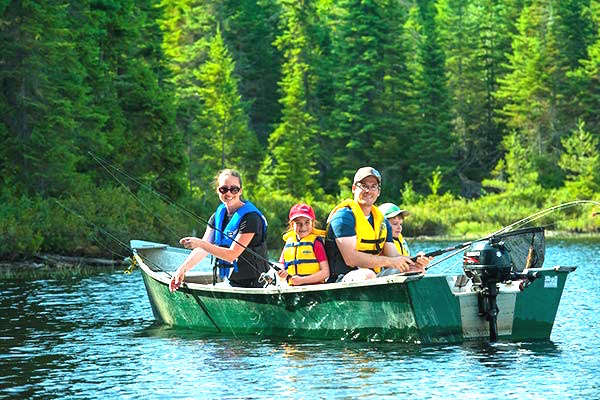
169, 227, 213, 292
193, 231, 255, 263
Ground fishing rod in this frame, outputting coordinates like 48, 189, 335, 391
54, 199, 175, 277
88, 152, 283, 280
418, 200, 600, 270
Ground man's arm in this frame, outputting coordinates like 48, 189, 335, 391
336, 236, 414, 272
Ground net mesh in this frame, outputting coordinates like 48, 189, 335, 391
492, 227, 545, 272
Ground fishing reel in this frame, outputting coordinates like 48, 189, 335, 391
259, 266, 284, 288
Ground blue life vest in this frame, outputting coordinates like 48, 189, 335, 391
213, 201, 267, 278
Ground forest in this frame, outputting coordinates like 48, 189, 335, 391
1, 0, 599, 259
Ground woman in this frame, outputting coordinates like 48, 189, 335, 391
277, 203, 330, 285
169, 169, 269, 290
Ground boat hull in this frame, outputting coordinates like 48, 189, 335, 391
132, 240, 574, 343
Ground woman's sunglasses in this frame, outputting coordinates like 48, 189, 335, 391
218, 186, 241, 194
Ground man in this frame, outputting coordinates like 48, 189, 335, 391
325, 167, 427, 283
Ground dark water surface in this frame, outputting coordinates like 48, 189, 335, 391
1, 240, 599, 399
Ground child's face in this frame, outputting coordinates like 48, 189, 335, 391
387, 215, 404, 238
292, 217, 313, 239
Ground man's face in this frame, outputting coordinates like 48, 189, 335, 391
352, 176, 380, 208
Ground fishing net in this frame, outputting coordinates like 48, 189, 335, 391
491, 227, 545, 272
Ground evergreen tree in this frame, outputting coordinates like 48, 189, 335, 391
436, 0, 520, 191
558, 120, 600, 197
573, 0, 600, 135
0, 0, 86, 196
217, 0, 283, 145
405, 0, 455, 193
158, 0, 216, 193
327, 0, 391, 191
69, 0, 186, 198
259, 1, 321, 198
195, 29, 261, 190
371, 0, 412, 200
496, 0, 594, 188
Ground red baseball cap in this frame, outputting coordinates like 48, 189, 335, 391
289, 203, 316, 221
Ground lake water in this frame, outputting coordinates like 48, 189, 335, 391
1, 239, 599, 399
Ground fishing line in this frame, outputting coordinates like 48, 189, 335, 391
54, 200, 132, 256
89, 153, 183, 239
494, 200, 600, 235
89, 152, 280, 281
425, 200, 600, 270
54, 199, 174, 277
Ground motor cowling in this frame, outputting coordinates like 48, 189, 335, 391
463, 239, 513, 285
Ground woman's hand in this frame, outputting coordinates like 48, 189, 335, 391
169, 267, 186, 292
180, 237, 204, 249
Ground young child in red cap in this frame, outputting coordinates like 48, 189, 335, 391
277, 203, 330, 285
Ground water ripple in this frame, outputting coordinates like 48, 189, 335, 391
1, 241, 599, 399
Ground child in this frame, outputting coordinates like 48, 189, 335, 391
277, 203, 330, 285
378, 203, 411, 256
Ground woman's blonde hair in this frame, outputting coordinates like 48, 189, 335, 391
215, 169, 242, 188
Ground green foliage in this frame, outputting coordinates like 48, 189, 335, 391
3, 0, 600, 260
436, 0, 516, 184
195, 29, 261, 186
0, 189, 45, 258
252, 187, 336, 251
558, 120, 600, 198
217, 0, 283, 144
495, 0, 595, 187
405, 0, 456, 193
502, 132, 539, 189
259, 1, 321, 198
400, 181, 423, 206
427, 167, 443, 196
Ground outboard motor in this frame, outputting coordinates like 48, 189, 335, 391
463, 238, 513, 341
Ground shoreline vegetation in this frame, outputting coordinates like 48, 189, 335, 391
2, 185, 599, 266
2, 231, 598, 280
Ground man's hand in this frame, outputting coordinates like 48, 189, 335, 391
388, 255, 415, 272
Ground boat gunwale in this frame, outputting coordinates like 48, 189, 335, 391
133, 253, 425, 295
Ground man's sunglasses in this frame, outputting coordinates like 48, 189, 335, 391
218, 186, 241, 194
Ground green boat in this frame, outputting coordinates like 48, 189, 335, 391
130, 228, 575, 343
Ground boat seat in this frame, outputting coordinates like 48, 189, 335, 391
185, 274, 214, 285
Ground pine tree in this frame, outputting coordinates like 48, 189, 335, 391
259, 1, 321, 198
158, 0, 216, 193
496, 0, 594, 188
572, 0, 600, 135
436, 0, 519, 189
0, 0, 86, 196
195, 29, 261, 189
217, 0, 283, 145
371, 0, 412, 200
327, 0, 389, 190
72, 0, 185, 198
558, 120, 600, 197
404, 0, 455, 193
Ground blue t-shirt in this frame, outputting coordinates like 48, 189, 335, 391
328, 207, 393, 242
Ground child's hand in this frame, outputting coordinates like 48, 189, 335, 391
277, 269, 289, 280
